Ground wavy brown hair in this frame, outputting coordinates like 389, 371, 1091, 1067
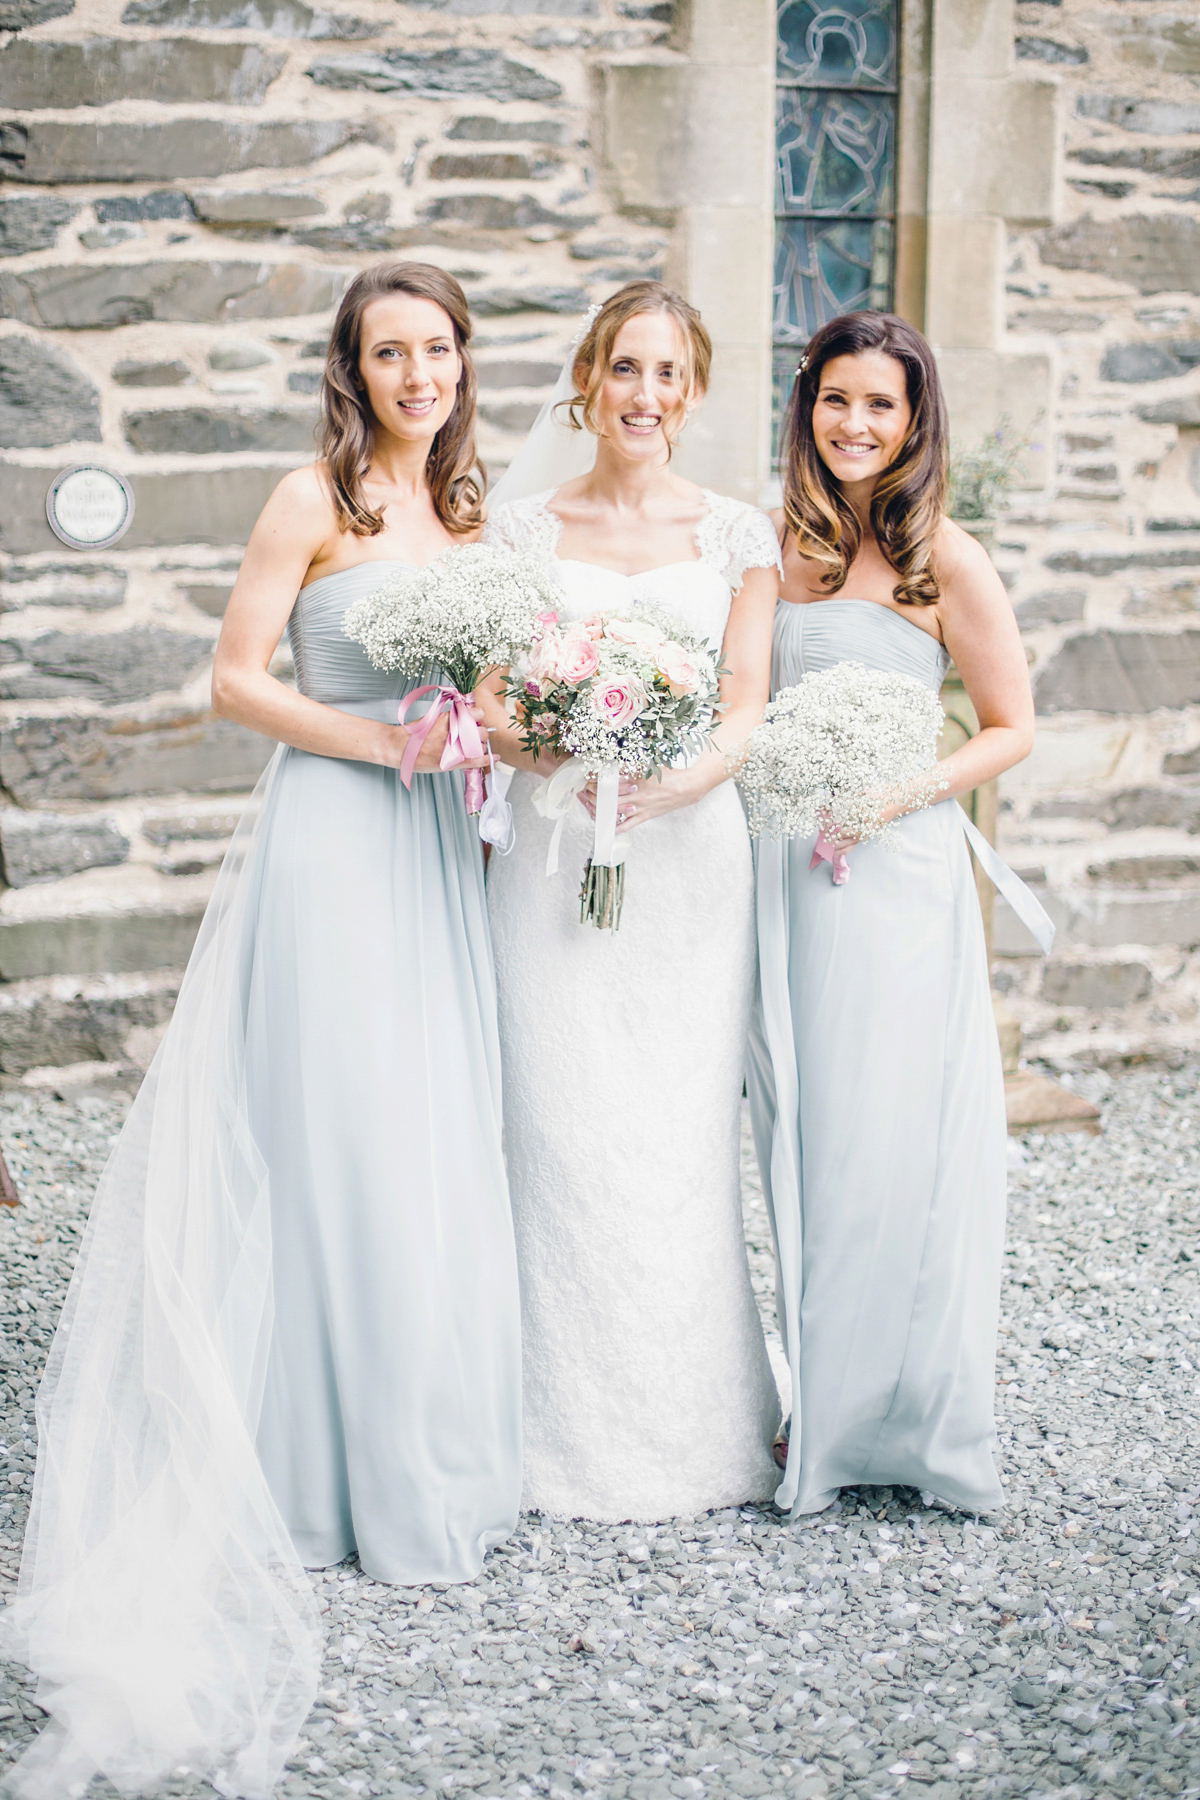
565, 281, 712, 451
319, 260, 485, 537
781, 311, 948, 606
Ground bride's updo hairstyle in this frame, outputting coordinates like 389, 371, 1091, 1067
320, 259, 484, 537
565, 280, 712, 450
782, 310, 948, 607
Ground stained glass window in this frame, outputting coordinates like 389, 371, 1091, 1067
773, 0, 898, 410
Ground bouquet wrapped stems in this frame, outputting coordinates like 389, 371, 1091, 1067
580, 860, 625, 930
579, 764, 626, 929
399, 681, 489, 813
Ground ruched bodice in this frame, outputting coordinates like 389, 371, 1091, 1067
289, 562, 415, 712
773, 597, 949, 693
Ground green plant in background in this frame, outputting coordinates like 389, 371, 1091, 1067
947, 415, 1039, 522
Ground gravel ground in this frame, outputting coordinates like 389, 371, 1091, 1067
0, 1067, 1199, 1799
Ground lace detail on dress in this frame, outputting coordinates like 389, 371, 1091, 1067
483, 491, 563, 559
484, 545, 782, 1522
695, 490, 783, 592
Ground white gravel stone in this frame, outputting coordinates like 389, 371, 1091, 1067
0, 1068, 1199, 1798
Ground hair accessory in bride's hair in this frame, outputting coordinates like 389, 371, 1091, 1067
796, 353, 809, 375
569, 301, 603, 351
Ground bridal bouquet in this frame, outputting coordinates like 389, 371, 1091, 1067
738, 661, 948, 883
509, 607, 721, 928
342, 543, 557, 816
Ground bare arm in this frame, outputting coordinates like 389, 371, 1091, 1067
211, 467, 484, 773
932, 520, 1035, 803
824, 522, 1034, 848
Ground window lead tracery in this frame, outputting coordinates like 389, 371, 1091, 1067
773, 0, 899, 422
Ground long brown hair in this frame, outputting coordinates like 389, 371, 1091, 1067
319, 260, 485, 537
781, 311, 948, 606
565, 281, 712, 451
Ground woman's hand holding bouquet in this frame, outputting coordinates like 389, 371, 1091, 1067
343, 544, 559, 826
736, 660, 949, 884
509, 607, 721, 928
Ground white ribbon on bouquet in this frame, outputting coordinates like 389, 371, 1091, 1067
531, 761, 627, 878
478, 758, 516, 854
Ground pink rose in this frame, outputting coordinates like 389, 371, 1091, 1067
559, 636, 600, 683
590, 675, 646, 728
528, 628, 564, 682
580, 613, 605, 640
656, 643, 699, 695
524, 679, 542, 697
536, 610, 559, 625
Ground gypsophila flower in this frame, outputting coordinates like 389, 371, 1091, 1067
510, 601, 722, 779
738, 661, 948, 846
342, 543, 558, 696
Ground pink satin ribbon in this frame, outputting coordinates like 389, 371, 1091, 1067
398, 684, 485, 810
809, 830, 850, 886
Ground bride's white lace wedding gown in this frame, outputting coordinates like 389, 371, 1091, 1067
485, 488, 782, 1522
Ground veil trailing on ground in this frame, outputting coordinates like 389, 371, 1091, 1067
487, 307, 600, 513
0, 754, 322, 1800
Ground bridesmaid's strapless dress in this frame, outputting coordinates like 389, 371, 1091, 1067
747, 598, 1006, 1518
251, 562, 522, 1581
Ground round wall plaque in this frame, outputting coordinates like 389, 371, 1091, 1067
46, 465, 135, 551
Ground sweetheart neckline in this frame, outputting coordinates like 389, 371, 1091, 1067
555, 556, 707, 578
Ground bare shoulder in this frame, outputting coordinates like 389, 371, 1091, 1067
933, 516, 999, 594
265, 462, 334, 524
249, 462, 339, 561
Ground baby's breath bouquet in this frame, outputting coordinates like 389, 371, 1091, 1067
343, 543, 557, 814
738, 661, 948, 882
508, 606, 722, 928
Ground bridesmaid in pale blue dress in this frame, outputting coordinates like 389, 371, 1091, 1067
747, 312, 1036, 1519
215, 263, 521, 1587
0, 263, 520, 1800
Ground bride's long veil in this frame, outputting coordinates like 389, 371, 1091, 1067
0, 752, 321, 1800
486, 334, 597, 513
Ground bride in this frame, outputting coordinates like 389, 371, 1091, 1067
480, 281, 783, 1521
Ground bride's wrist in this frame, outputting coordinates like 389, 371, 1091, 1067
674, 763, 711, 807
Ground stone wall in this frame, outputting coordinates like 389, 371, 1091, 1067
6, 0, 1200, 1084
994, 0, 1200, 1070
0, 0, 695, 1081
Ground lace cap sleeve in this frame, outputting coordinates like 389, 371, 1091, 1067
696, 492, 783, 593
482, 491, 561, 558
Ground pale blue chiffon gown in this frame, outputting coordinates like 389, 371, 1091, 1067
252, 562, 523, 1580
747, 598, 1006, 1519
0, 561, 523, 1800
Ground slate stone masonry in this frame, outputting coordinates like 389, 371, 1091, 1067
998, 0, 1200, 1070
4, 0, 1200, 1077
0, 0, 673, 1068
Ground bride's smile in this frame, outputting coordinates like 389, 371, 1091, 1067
591, 310, 691, 460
